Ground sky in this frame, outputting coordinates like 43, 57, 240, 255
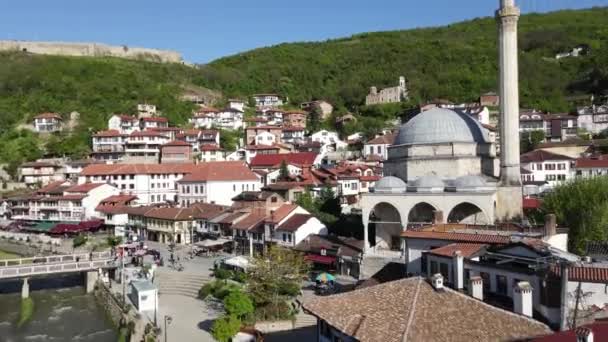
1, 0, 607, 63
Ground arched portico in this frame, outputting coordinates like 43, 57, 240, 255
447, 202, 490, 225
408, 202, 437, 224
367, 202, 403, 251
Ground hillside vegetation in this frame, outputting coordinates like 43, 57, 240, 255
200, 7, 608, 111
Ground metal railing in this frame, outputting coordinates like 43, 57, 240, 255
0, 251, 111, 268
0, 259, 115, 279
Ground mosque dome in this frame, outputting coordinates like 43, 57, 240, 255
394, 107, 489, 146
408, 175, 445, 193
373, 176, 406, 193
453, 175, 490, 192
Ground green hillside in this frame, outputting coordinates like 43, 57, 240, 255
200, 7, 608, 111
0, 53, 212, 175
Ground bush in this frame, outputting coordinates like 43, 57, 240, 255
199, 280, 242, 300
223, 290, 254, 319
17, 297, 34, 328
198, 283, 215, 299
232, 271, 247, 283
214, 268, 233, 280
253, 302, 293, 322
211, 315, 241, 342
72, 235, 87, 248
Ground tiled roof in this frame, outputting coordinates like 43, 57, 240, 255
144, 207, 194, 221
177, 161, 258, 182
141, 117, 168, 122
575, 155, 608, 168
250, 152, 317, 167
356, 262, 408, 289
529, 323, 608, 341
231, 213, 266, 231
550, 265, 608, 283
96, 204, 130, 215
586, 241, 608, 258
218, 211, 249, 225
232, 191, 277, 202
303, 277, 551, 342
34, 112, 62, 120
93, 129, 124, 137
276, 214, 313, 232
523, 197, 542, 209
99, 194, 138, 204
401, 231, 511, 244
37, 181, 68, 194
360, 175, 381, 182
130, 130, 164, 137
426, 243, 487, 258
366, 133, 396, 145
520, 149, 573, 163
117, 114, 138, 121
245, 144, 280, 151
20, 161, 59, 168
125, 205, 156, 216
199, 144, 224, 151
81, 163, 197, 176
281, 126, 305, 131
64, 183, 105, 193
190, 202, 228, 220
268, 204, 298, 224
162, 140, 191, 147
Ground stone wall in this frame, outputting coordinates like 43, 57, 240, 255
0, 40, 182, 64
93, 281, 124, 327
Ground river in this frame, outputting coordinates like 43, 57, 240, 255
0, 276, 117, 342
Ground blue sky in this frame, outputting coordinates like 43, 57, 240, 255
1, 0, 606, 62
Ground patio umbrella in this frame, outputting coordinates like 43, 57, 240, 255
315, 272, 336, 283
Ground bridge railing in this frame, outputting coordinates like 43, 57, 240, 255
0, 258, 115, 279
0, 251, 112, 268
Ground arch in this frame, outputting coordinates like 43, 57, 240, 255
447, 202, 489, 225
368, 202, 402, 251
408, 202, 437, 224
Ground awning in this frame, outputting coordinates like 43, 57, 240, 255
195, 238, 231, 248
224, 256, 250, 270
305, 254, 336, 265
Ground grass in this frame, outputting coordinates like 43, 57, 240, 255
17, 297, 34, 328
0, 250, 20, 260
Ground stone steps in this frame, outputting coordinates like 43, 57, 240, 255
155, 271, 210, 298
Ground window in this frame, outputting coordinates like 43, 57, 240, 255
430, 260, 438, 275
377, 146, 382, 154
557, 163, 566, 170
129, 184, 135, 190
536, 163, 543, 171
282, 233, 287, 242
557, 174, 566, 181
352, 183, 358, 190
480, 272, 491, 291
368, 146, 373, 155
233, 185, 236, 191
496, 275, 507, 295
439, 263, 449, 279
130, 175, 135, 180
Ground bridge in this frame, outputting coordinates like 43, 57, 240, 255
0, 251, 117, 297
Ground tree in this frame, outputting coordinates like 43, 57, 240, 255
211, 315, 241, 342
247, 246, 309, 315
307, 106, 322, 133
278, 160, 290, 181
542, 177, 608, 254
223, 290, 254, 319
106, 236, 123, 248
316, 186, 341, 218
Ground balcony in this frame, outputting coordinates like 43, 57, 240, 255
93, 145, 125, 153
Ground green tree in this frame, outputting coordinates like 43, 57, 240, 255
307, 107, 322, 133
278, 160, 290, 181
542, 176, 608, 254
247, 246, 309, 316
211, 315, 241, 342
316, 186, 341, 218
223, 290, 254, 319
106, 236, 123, 248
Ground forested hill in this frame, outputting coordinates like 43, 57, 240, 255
199, 7, 608, 112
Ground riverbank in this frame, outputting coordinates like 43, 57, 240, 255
0, 250, 20, 260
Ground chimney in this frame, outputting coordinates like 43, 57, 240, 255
513, 281, 533, 317
431, 273, 444, 291
432, 210, 444, 225
452, 251, 464, 290
575, 327, 594, 342
469, 276, 483, 300
544, 214, 556, 237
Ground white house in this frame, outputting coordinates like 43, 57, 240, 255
137, 104, 157, 117
270, 212, 327, 247
252, 94, 283, 108
520, 150, 573, 190
577, 104, 608, 134
254, 131, 278, 146
176, 161, 259, 206
140, 117, 169, 130
217, 107, 244, 130
125, 130, 170, 163
363, 133, 396, 160
18, 161, 64, 185
108, 114, 140, 135
91, 130, 127, 162
281, 127, 305, 144
190, 107, 219, 129
228, 99, 246, 112
33, 113, 63, 133
198, 145, 226, 163
573, 155, 608, 178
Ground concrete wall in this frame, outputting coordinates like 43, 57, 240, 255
0, 40, 182, 63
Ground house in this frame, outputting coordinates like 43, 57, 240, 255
198, 144, 226, 162
294, 234, 364, 278
160, 140, 192, 163
132, 207, 196, 244
303, 276, 551, 342
245, 126, 283, 145
33, 113, 63, 133
175, 129, 220, 152
9, 181, 120, 222
252, 94, 283, 108
555, 44, 590, 59
227, 99, 245, 112
300, 100, 333, 119
520, 149, 573, 190
281, 126, 305, 144
574, 155, 608, 178
137, 103, 157, 117
310, 130, 348, 153
190, 202, 229, 235
577, 104, 608, 134
125, 130, 170, 163
108, 114, 140, 135
91, 130, 127, 161
519, 111, 578, 142
530, 323, 608, 342
365, 76, 408, 105
249, 152, 318, 175
243, 117, 269, 128
262, 108, 285, 125
140, 117, 169, 130
19, 161, 64, 185
176, 161, 259, 206
283, 110, 307, 128
216, 107, 244, 130
190, 107, 220, 129
95, 194, 139, 236
64, 159, 102, 180
479, 92, 500, 107
363, 133, 396, 161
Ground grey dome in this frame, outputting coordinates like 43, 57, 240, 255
408, 175, 445, 193
395, 107, 489, 146
373, 176, 406, 193
453, 175, 490, 191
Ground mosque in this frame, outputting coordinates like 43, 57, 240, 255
361, 0, 523, 253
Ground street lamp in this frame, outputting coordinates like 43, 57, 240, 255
189, 215, 194, 256
164, 315, 172, 342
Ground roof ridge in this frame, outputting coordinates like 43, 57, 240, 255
402, 277, 423, 342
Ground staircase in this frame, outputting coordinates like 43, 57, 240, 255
360, 255, 405, 279
155, 270, 210, 298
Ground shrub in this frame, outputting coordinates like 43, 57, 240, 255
232, 271, 247, 283
198, 283, 215, 299
253, 302, 292, 322
72, 234, 87, 248
214, 268, 233, 280
211, 315, 241, 342
223, 290, 254, 319
17, 297, 34, 328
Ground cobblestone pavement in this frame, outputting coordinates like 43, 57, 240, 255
157, 294, 221, 342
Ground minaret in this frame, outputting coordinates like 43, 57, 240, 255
495, 0, 523, 219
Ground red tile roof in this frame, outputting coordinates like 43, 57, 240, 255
360, 175, 381, 182
523, 197, 542, 209
366, 133, 396, 145
162, 140, 191, 147
64, 183, 105, 193
96, 204, 131, 215
401, 230, 511, 244
520, 149, 573, 163
130, 130, 164, 137
37, 181, 68, 194
250, 152, 317, 168
199, 144, 224, 151
100, 194, 138, 204
277, 214, 313, 232
144, 207, 194, 221
177, 161, 258, 182
81, 163, 197, 176
550, 265, 608, 283
190, 202, 228, 220
93, 129, 125, 137
575, 155, 608, 168
426, 243, 487, 258
141, 117, 168, 122
232, 213, 266, 231
34, 112, 62, 120
117, 114, 138, 121
268, 204, 298, 224
529, 323, 608, 341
